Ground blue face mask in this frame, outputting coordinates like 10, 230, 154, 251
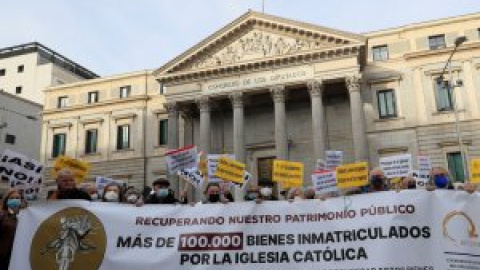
7, 199, 21, 209
156, 189, 169, 198
434, 175, 449, 189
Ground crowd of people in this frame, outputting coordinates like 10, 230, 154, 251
0, 166, 478, 268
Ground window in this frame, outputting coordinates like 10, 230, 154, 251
52, 133, 67, 158
88, 91, 99, 104
119, 86, 131, 99
116, 125, 130, 150
85, 129, 98, 154
435, 80, 453, 111
5, 134, 15, 145
15, 86, 22, 94
57, 96, 68, 108
447, 152, 465, 183
429, 35, 446, 50
0, 69, 5, 76
159, 84, 166, 95
377, 89, 397, 118
372, 45, 389, 61
158, 119, 168, 145
17, 65, 24, 73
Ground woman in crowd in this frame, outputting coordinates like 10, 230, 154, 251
101, 183, 125, 203
124, 187, 144, 205
0, 189, 26, 269
203, 183, 230, 204
244, 185, 260, 202
258, 181, 277, 201
80, 182, 100, 201
145, 178, 186, 204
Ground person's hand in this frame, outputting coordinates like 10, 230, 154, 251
255, 198, 262, 204
426, 183, 436, 192
464, 183, 477, 194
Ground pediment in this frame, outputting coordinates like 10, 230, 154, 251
155, 11, 366, 78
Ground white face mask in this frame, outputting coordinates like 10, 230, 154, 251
260, 187, 272, 197
127, 195, 138, 203
90, 194, 99, 201
104, 191, 119, 202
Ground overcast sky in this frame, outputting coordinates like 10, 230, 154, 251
1, 0, 479, 76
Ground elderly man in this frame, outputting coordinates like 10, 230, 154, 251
368, 168, 388, 193
47, 168, 91, 201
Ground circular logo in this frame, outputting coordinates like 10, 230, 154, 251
30, 207, 107, 270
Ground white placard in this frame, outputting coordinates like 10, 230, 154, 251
166, 146, 198, 175
379, 154, 412, 178
0, 149, 43, 200
311, 171, 338, 195
325, 151, 343, 170
178, 168, 206, 190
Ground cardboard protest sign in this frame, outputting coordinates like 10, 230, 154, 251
273, 160, 304, 188
336, 162, 369, 189
214, 157, 246, 184
325, 151, 343, 170
470, 159, 480, 184
165, 146, 198, 175
207, 154, 235, 183
178, 168, 205, 189
0, 149, 44, 199
95, 176, 126, 196
416, 156, 432, 187
379, 154, 412, 179
52, 156, 90, 183
311, 170, 338, 195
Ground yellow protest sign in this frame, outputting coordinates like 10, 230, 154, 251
52, 156, 91, 183
272, 160, 304, 187
214, 156, 245, 184
470, 159, 480, 184
336, 162, 369, 189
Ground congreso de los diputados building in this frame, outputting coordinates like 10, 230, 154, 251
41, 11, 480, 194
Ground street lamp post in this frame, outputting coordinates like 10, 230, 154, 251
437, 36, 468, 182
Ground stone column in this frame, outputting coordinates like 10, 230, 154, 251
165, 102, 180, 193
230, 92, 245, 162
196, 96, 211, 154
346, 75, 368, 162
308, 80, 326, 160
271, 85, 288, 160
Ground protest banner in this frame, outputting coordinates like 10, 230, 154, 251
379, 154, 412, 179
0, 149, 43, 199
166, 146, 198, 175
207, 154, 235, 183
11, 191, 480, 270
336, 162, 369, 189
214, 157, 246, 184
325, 151, 343, 170
272, 160, 304, 188
311, 170, 337, 195
95, 176, 126, 196
178, 168, 206, 189
470, 159, 480, 184
52, 156, 90, 183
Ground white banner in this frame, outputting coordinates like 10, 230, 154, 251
379, 154, 412, 178
166, 146, 198, 175
311, 171, 338, 195
178, 168, 206, 190
95, 176, 126, 196
0, 149, 43, 199
10, 191, 480, 270
325, 151, 343, 170
207, 154, 235, 183
417, 156, 432, 187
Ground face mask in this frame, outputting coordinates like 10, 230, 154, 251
156, 189, 169, 198
260, 187, 272, 197
434, 175, 448, 189
7, 199, 21, 209
104, 191, 119, 202
370, 175, 384, 188
209, 194, 220, 203
246, 193, 258, 201
90, 194, 99, 201
127, 195, 138, 203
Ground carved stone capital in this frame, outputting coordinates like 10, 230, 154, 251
270, 85, 286, 103
346, 75, 361, 93
196, 96, 211, 113
229, 91, 244, 108
165, 102, 178, 118
307, 80, 323, 97
180, 108, 196, 123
